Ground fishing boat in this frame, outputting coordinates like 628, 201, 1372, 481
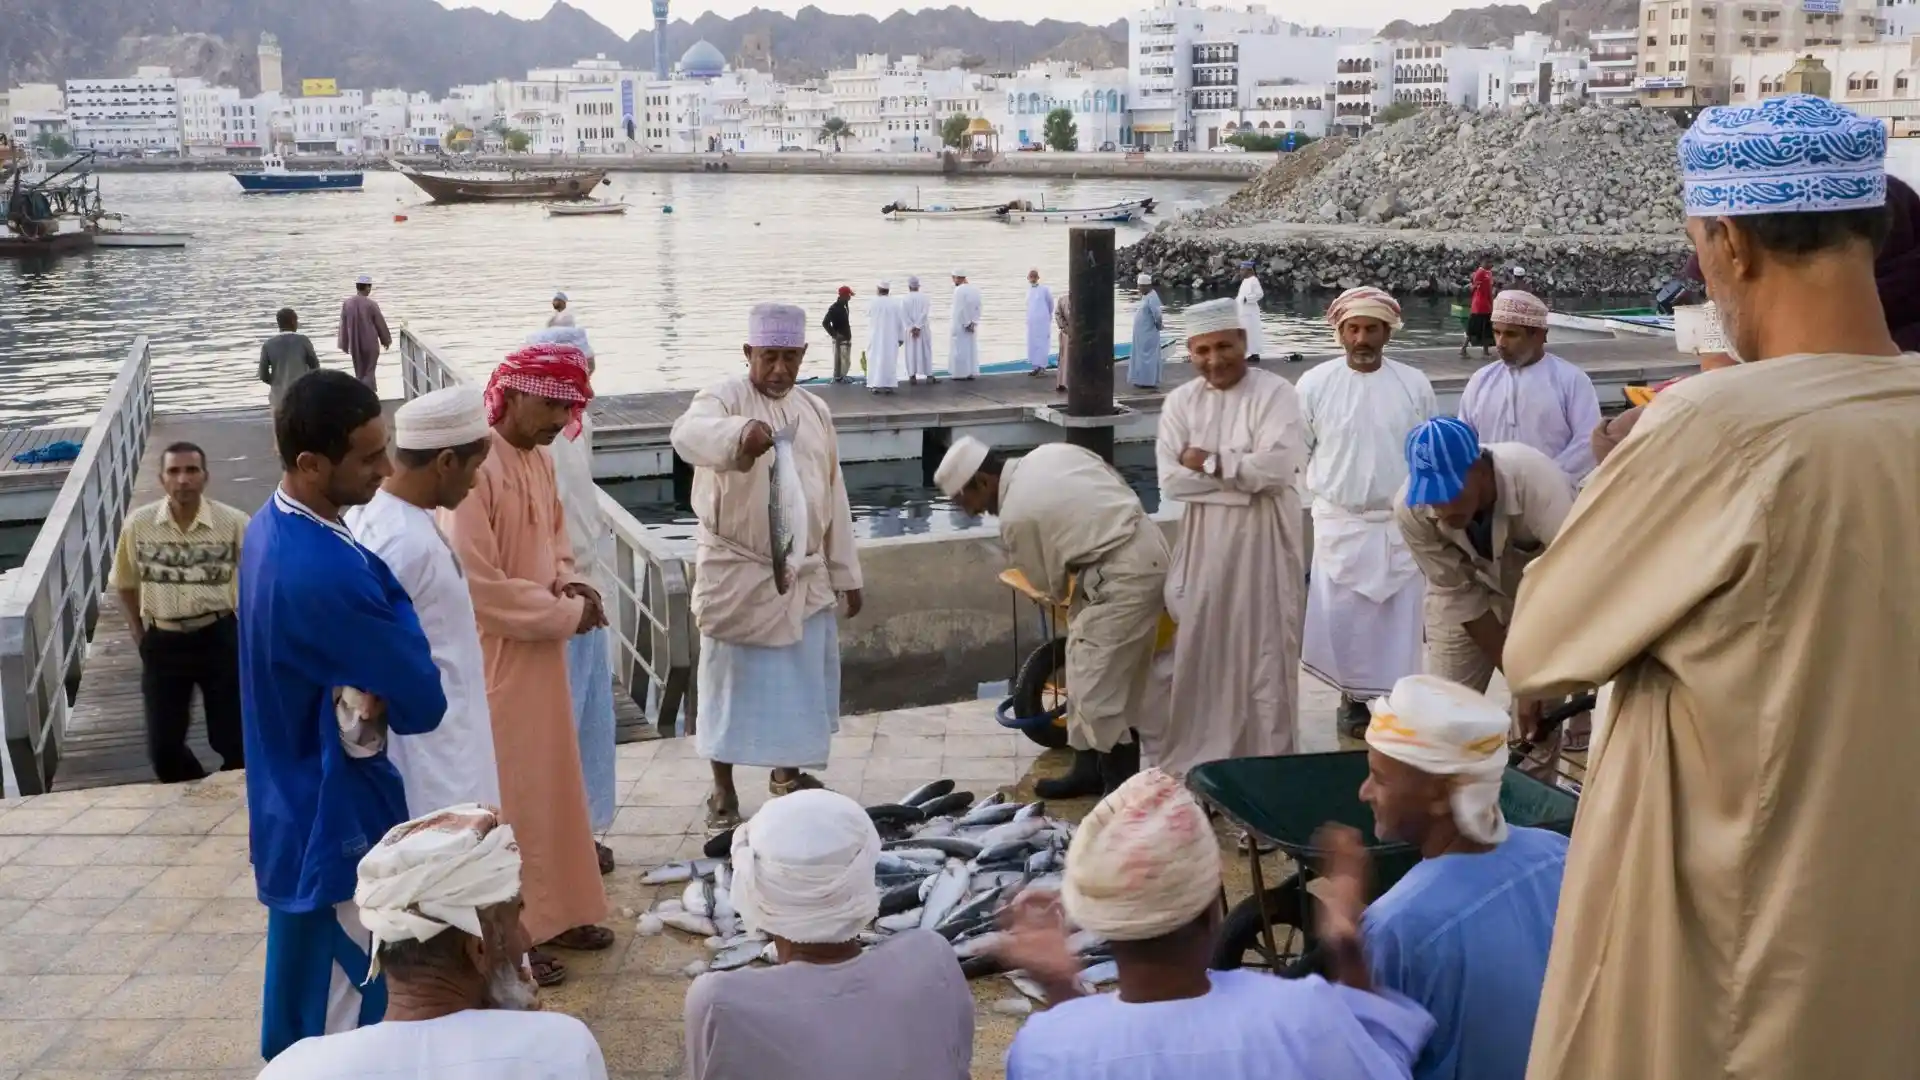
3, 151, 101, 257
1447, 302, 1673, 338
90, 230, 192, 248
881, 196, 1155, 223
881, 200, 1023, 220
232, 154, 363, 193
798, 335, 1174, 386
393, 159, 609, 204
547, 200, 628, 217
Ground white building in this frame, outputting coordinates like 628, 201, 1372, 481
407, 93, 449, 151
0, 92, 11, 149
1479, 32, 1592, 109
1587, 27, 1641, 105
1232, 82, 1334, 139
292, 90, 364, 153
66, 67, 182, 153
218, 93, 282, 154
1130, 1, 1371, 150
360, 90, 410, 153
1637, 0, 1880, 109
987, 62, 1130, 149
177, 78, 241, 156
1726, 37, 1920, 120
1881, 0, 1920, 37
1334, 39, 1518, 132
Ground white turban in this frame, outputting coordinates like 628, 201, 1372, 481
553, 290, 568, 302
1183, 298, 1241, 339
1062, 769, 1220, 942
1327, 286, 1405, 332
729, 789, 880, 943
355, 804, 522, 979
395, 386, 490, 451
746, 302, 807, 348
1491, 289, 1549, 329
952, 269, 966, 278
1136, 273, 1152, 286
934, 436, 990, 498
1366, 675, 1511, 845
907, 275, 921, 289
526, 325, 594, 359
878, 280, 891, 291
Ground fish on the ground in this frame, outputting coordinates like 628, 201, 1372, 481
914, 791, 975, 818
866, 803, 928, 827
979, 816, 1051, 848
957, 802, 1022, 828
900, 779, 955, 806
875, 909, 925, 932
642, 862, 696, 885
898, 836, 984, 860
713, 938, 767, 971
661, 910, 718, 937
1078, 959, 1119, 986
767, 421, 808, 595
879, 879, 928, 915
919, 858, 972, 931
1014, 801, 1048, 820
990, 996, 1034, 1017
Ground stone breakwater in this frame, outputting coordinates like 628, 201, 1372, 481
1118, 221, 1692, 298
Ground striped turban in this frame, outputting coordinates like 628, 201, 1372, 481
484, 342, 594, 440
1327, 286, 1404, 332
1062, 768, 1220, 942
1492, 290, 1549, 329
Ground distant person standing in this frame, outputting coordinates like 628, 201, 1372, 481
1461, 260, 1495, 360
1054, 291, 1073, 392
822, 286, 854, 383
338, 274, 392, 394
1025, 269, 1054, 379
259, 307, 320, 415
902, 276, 935, 385
948, 272, 981, 381
1236, 261, 1265, 363
1129, 274, 1163, 388
111, 441, 250, 783
866, 281, 903, 394
548, 290, 575, 328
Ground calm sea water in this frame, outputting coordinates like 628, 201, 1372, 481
0, 169, 1504, 427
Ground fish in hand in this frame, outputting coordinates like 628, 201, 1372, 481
767, 421, 808, 594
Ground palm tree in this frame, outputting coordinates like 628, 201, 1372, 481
818, 116, 851, 152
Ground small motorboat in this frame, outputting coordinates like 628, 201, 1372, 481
547, 200, 628, 217
90, 230, 191, 248
233, 154, 363, 193
999, 197, 1156, 224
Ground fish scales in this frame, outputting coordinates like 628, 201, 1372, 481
767, 421, 808, 595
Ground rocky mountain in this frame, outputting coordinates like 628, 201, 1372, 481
0, 0, 1125, 95
1378, 0, 1643, 46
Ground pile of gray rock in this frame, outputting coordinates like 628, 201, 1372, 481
1188, 103, 1687, 236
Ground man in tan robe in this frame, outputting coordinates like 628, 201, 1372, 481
669, 303, 863, 828
444, 342, 609, 988
1152, 298, 1306, 777
1509, 97, 1920, 1080
938, 437, 1169, 798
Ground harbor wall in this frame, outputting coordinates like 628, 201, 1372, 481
87, 151, 1263, 184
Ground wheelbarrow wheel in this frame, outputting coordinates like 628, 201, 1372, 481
1011, 637, 1071, 749
1212, 872, 1312, 974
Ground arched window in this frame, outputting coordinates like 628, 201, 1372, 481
1224, 121, 1238, 132
1732, 77, 1746, 95
1107, 90, 1120, 112
1866, 73, 1880, 91
1847, 74, 1862, 93
1082, 91, 1093, 112
1296, 120, 1307, 130
1257, 120, 1271, 130
1898, 72, 1912, 91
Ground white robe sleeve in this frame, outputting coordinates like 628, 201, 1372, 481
670, 386, 752, 472
1220, 380, 1307, 495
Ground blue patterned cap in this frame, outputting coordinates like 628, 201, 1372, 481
1404, 417, 1481, 507
1680, 94, 1885, 217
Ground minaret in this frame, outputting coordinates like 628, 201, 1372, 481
652, 0, 670, 79
258, 33, 283, 95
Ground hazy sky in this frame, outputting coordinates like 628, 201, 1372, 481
440, 0, 1477, 39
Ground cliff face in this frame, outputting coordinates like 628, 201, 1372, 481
0, 0, 1124, 95
1378, 0, 1644, 46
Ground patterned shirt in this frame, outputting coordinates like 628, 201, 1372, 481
110, 498, 249, 623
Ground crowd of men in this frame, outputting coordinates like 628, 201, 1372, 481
99, 92, 1911, 1080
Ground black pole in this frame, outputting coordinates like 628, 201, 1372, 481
1065, 226, 1116, 463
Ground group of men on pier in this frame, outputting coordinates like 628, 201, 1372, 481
102, 91, 1913, 1080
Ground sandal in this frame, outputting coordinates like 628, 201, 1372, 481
529, 948, 567, 987
596, 842, 614, 876
546, 924, 616, 951
705, 792, 742, 830
768, 771, 826, 796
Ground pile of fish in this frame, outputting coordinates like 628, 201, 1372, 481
636, 780, 1121, 999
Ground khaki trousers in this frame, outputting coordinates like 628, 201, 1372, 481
1065, 519, 1170, 753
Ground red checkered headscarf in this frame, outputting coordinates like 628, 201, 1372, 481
484, 342, 594, 440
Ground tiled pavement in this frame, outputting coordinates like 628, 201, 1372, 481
0, 680, 1356, 1080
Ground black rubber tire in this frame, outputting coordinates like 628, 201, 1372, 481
1010, 637, 1071, 749
1212, 873, 1311, 973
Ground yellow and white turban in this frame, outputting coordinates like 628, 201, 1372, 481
355, 804, 522, 978
1062, 768, 1220, 942
1491, 290, 1550, 329
1326, 286, 1405, 333
1366, 675, 1511, 845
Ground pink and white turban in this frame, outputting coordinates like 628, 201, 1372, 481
1491, 290, 1549, 329
1327, 286, 1404, 332
747, 302, 808, 349
1062, 768, 1221, 941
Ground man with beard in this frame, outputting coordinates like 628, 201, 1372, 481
670, 303, 863, 827
1509, 95, 1920, 1080
258, 804, 609, 1080
1297, 287, 1438, 736
1456, 291, 1601, 490
1152, 298, 1307, 777
443, 342, 610, 988
240, 370, 446, 1060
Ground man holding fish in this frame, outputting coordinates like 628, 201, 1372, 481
671, 302, 863, 828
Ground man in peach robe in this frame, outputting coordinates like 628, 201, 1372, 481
444, 342, 610, 988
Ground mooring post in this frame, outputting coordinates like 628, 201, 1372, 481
1065, 226, 1117, 463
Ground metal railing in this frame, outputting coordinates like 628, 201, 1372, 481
395, 327, 698, 736
0, 338, 154, 798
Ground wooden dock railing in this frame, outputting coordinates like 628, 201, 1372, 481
0, 339, 154, 798
397, 328, 698, 736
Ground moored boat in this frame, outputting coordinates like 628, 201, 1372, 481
547, 200, 628, 217
881, 196, 1156, 223
4, 150, 102, 258
91, 231, 192, 248
232, 155, 363, 193
394, 159, 609, 203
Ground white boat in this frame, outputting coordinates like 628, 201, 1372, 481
1001, 197, 1157, 224
1546, 311, 1674, 338
90, 230, 192, 248
546, 200, 627, 217
881, 200, 1020, 220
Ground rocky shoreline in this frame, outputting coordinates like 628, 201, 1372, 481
1119, 221, 1692, 298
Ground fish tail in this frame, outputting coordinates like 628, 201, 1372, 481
773, 421, 800, 444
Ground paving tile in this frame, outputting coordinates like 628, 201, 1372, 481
100, 836, 206, 867
94, 896, 212, 935
130, 807, 232, 837
836, 714, 880, 737
600, 836, 689, 870
50, 809, 157, 837
0, 975, 128, 1020
86, 975, 230, 1020
0, 837, 41, 866
607, 806, 702, 837
89, 785, 188, 810
134, 1070, 257, 1080
649, 738, 701, 761
43, 934, 170, 976
47, 864, 166, 901
0, 935, 82, 977
9, 837, 118, 867
625, 778, 706, 809
180, 835, 249, 866
29, 1019, 170, 1071
869, 712, 948, 737
7, 898, 121, 937
870, 733, 945, 759
137, 864, 249, 901
0, 900, 31, 926
827, 733, 873, 759
190, 899, 268, 937
134, 933, 260, 977
944, 734, 1019, 758
0, 1020, 68, 1070
138, 1019, 260, 1070
0, 865, 67, 901
0, 809, 84, 836
17, 1071, 132, 1080
860, 757, 943, 782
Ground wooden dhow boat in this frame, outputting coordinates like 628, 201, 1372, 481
392, 159, 610, 204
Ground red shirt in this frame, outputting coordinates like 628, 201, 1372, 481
1469, 268, 1494, 315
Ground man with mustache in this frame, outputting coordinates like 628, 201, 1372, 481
442, 342, 610, 988
1296, 287, 1438, 737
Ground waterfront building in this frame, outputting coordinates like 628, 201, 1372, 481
1479, 32, 1593, 109
10, 110, 70, 150
407, 92, 449, 151
985, 62, 1130, 149
1236, 82, 1334, 138
1726, 38, 1920, 124
67, 68, 182, 154
1635, 0, 1880, 109
291, 89, 364, 153
178, 78, 241, 156
1588, 27, 1642, 104
218, 94, 283, 155
0, 92, 11, 149
360, 90, 410, 153
9, 83, 63, 116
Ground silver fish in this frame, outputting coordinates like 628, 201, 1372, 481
954, 931, 1004, 959
919, 859, 972, 931
900, 779, 955, 806
682, 877, 714, 918
912, 818, 957, 839
1025, 847, 1061, 875
979, 816, 1050, 848
970, 870, 1025, 893
642, 862, 695, 885
760, 940, 780, 964
711, 939, 765, 971
767, 421, 806, 595
1007, 972, 1050, 1002
1066, 929, 1107, 956
875, 909, 925, 932
883, 847, 950, 865
1014, 801, 1048, 820
958, 803, 1021, 828
661, 910, 718, 937
1079, 959, 1120, 986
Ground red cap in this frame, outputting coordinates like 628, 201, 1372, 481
837, 285, 853, 297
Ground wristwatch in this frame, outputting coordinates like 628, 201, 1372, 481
1203, 453, 1220, 477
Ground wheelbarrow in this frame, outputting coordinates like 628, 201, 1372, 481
990, 567, 1176, 749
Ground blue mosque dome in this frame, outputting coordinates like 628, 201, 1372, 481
679, 40, 726, 78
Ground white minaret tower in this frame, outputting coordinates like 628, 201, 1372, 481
258, 33, 284, 95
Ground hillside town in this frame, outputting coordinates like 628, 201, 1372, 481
6, 0, 1920, 161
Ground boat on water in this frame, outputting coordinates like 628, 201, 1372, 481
393, 159, 609, 204
1448, 302, 1674, 338
547, 200, 628, 217
91, 230, 191, 248
232, 155, 363, 193
881, 196, 1155, 223
3, 150, 101, 257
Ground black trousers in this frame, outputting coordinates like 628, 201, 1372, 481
139, 614, 244, 783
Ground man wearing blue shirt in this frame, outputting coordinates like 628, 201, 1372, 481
1358, 675, 1568, 1080
240, 370, 447, 1061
